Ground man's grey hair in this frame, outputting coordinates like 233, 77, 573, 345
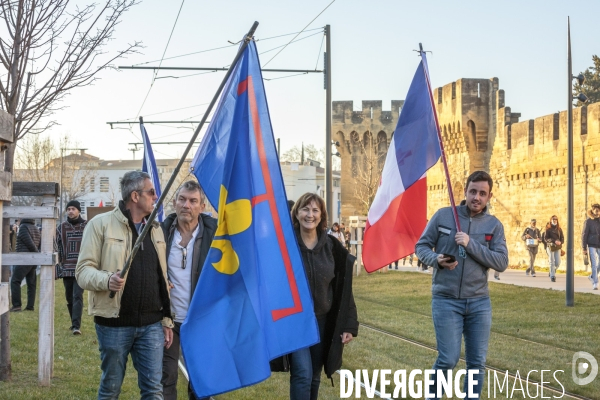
121, 171, 151, 202
175, 180, 205, 202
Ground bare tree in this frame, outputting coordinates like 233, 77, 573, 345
13, 133, 98, 206
282, 143, 341, 170
0, 1, 139, 379
352, 132, 386, 215
0, 0, 140, 171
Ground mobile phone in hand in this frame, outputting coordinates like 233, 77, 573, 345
443, 254, 456, 263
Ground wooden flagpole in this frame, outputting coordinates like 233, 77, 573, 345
419, 43, 465, 257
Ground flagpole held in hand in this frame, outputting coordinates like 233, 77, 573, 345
419, 43, 466, 258
109, 21, 260, 298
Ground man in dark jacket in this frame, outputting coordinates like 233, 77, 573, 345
161, 180, 217, 400
11, 218, 41, 312
55, 200, 87, 334
416, 171, 508, 399
582, 203, 600, 290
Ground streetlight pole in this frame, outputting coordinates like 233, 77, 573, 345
566, 17, 574, 307
325, 24, 333, 220
566, 18, 590, 306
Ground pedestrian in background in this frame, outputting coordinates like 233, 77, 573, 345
522, 218, 542, 277
544, 215, 564, 283
582, 203, 600, 290
55, 200, 87, 334
10, 218, 41, 312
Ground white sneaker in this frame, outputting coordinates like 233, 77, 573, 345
593, 283, 598, 290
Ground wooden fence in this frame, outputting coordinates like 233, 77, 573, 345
1, 182, 58, 385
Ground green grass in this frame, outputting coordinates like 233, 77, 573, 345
1, 272, 599, 399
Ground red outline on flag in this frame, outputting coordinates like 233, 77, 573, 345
238, 77, 303, 321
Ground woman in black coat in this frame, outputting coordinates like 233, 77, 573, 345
544, 215, 564, 282
288, 193, 359, 400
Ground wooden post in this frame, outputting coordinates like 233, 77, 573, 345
0, 202, 7, 315
2, 182, 59, 385
348, 216, 367, 275
38, 193, 57, 385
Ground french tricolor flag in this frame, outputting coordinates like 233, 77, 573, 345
363, 52, 442, 273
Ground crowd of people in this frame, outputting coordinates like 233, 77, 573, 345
9, 171, 358, 399
6, 168, 600, 399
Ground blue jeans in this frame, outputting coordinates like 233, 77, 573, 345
95, 322, 165, 400
289, 317, 327, 400
428, 296, 492, 399
588, 247, 600, 284
546, 248, 561, 278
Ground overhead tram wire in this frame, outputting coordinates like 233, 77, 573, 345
130, 27, 325, 67
133, 0, 186, 129
121, 30, 326, 81
315, 32, 325, 70
262, 0, 337, 67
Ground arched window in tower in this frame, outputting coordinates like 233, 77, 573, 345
350, 131, 360, 177
467, 120, 477, 151
377, 131, 387, 173
363, 131, 373, 176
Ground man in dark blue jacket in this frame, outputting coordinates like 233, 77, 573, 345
161, 180, 217, 400
10, 218, 41, 312
582, 203, 600, 290
416, 171, 508, 399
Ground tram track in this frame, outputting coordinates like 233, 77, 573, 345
361, 323, 593, 400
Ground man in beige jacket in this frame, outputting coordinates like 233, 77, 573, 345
76, 171, 173, 399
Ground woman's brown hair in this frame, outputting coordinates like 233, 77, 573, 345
546, 215, 560, 230
291, 193, 328, 232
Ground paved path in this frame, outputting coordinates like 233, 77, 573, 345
384, 265, 599, 295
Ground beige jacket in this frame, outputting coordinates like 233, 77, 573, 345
75, 205, 173, 328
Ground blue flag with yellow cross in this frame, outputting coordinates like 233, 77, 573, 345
183, 40, 319, 398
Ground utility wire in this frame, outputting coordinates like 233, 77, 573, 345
131, 27, 324, 66
258, 30, 324, 56
133, 0, 186, 130
263, 0, 337, 67
263, 72, 308, 81
315, 32, 325, 70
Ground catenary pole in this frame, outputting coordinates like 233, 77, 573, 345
109, 21, 260, 298
325, 25, 333, 220
566, 17, 574, 306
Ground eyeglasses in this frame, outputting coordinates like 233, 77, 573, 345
137, 188, 156, 196
552, 219, 558, 222
181, 247, 187, 269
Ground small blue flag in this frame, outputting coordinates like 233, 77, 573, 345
140, 123, 164, 222
182, 40, 319, 398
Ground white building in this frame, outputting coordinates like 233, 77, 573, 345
72, 154, 343, 224
280, 159, 342, 224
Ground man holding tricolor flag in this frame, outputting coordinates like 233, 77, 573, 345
362, 49, 442, 273
141, 120, 164, 222
416, 170, 508, 399
182, 39, 319, 398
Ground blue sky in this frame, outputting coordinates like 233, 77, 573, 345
52, 0, 600, 161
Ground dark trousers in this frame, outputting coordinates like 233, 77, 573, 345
63, 277, 84, 330
162, 322, 206, 400
526, 246, 538, 275
11, 265, 37, 309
